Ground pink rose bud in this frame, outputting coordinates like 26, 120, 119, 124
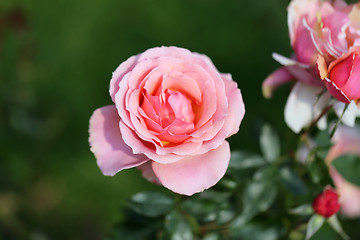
312, 187, 341, 218
319, 47, 360, 104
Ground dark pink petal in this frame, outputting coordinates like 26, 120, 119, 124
340, 54, 360, 100
89, 105, 149, 176
323, 77, 350, 103
329, 52, 354, 88
152, 141, 230, 196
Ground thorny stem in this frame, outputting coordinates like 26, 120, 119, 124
330, 104, 349, 138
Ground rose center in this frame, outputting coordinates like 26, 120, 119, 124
160, 89, 195, 127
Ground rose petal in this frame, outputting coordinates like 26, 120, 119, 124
333, 101, 360, 127
152, 141, 230, 196
196, 74, 245, 155
110, 55, 138, 102
137, 161, 161, 185
285, 82, 330, 133
340, 53, 360, 100
89, 105, 149, 176
119, 120, 184, 164
262, 67, 294, 99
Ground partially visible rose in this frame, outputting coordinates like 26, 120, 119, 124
263, 0, 360, 133
318, 47, 360, 104
326, 125, 360, 218
89, 46, 245, 196
288, 0, 355, 65
312, 187, 340, 218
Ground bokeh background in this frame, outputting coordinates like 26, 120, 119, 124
0, 0, 337, 239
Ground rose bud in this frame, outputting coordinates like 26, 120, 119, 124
312, 187, 341, 218
317, 47, 360, 104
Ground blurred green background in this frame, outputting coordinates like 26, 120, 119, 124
0, 0, 296, 239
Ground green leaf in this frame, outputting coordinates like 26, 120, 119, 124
106, 223, 159, 240
327, 215, 350, 240
203, 233, 222, 240
288, 204, 314, 216
230, 222, 283, 240
315, 129, 331, 149
127, 191, 175, 217
163, 210, 193, 240
306, 214, 325, 240
259, 123, 281, 163
229, 151, 266, 170
227, 151, 267, 182
279, 166, 307, 195
332, 155, 360, 186
309, 157, 330, 184
181, 190, 231, 223
241, 179, 278, 221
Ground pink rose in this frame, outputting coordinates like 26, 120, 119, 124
89, 46, 245, 196
326, 125, 360, 218
318, 47, 360, 104
288, 0, 354, 65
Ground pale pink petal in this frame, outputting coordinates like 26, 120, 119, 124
152, 141, 230, 196
137, 46, 193, 62
287, 0, 321, 45
119, 120, 184, 164
285, 83, 329, 133
154, 140, 202, 156
330, 168, 360, 218
326, 125, 360, 218
262, 67, 294, 99
185, 67, 217, 129
197, 74, 245, 155
109, 56, 138, 102
286, 66, 322, 86
137, 161, 161, 185
166, 119, 194, 135
167, 91, 195, 123
162, 73, 202, 104
115, 72, 133, 129
142, 65, 171, 95
189, 64, 228, 141
89, 105, 149, 176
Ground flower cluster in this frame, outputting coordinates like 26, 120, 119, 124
263, 0, 360, 133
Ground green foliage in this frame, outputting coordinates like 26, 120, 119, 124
306, 214, 325, 240
332, 155, 360, 186
260, 123, 281, 163
279, 166, 306, 195
128, 191, 175, 217
161, 210, 193, 240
